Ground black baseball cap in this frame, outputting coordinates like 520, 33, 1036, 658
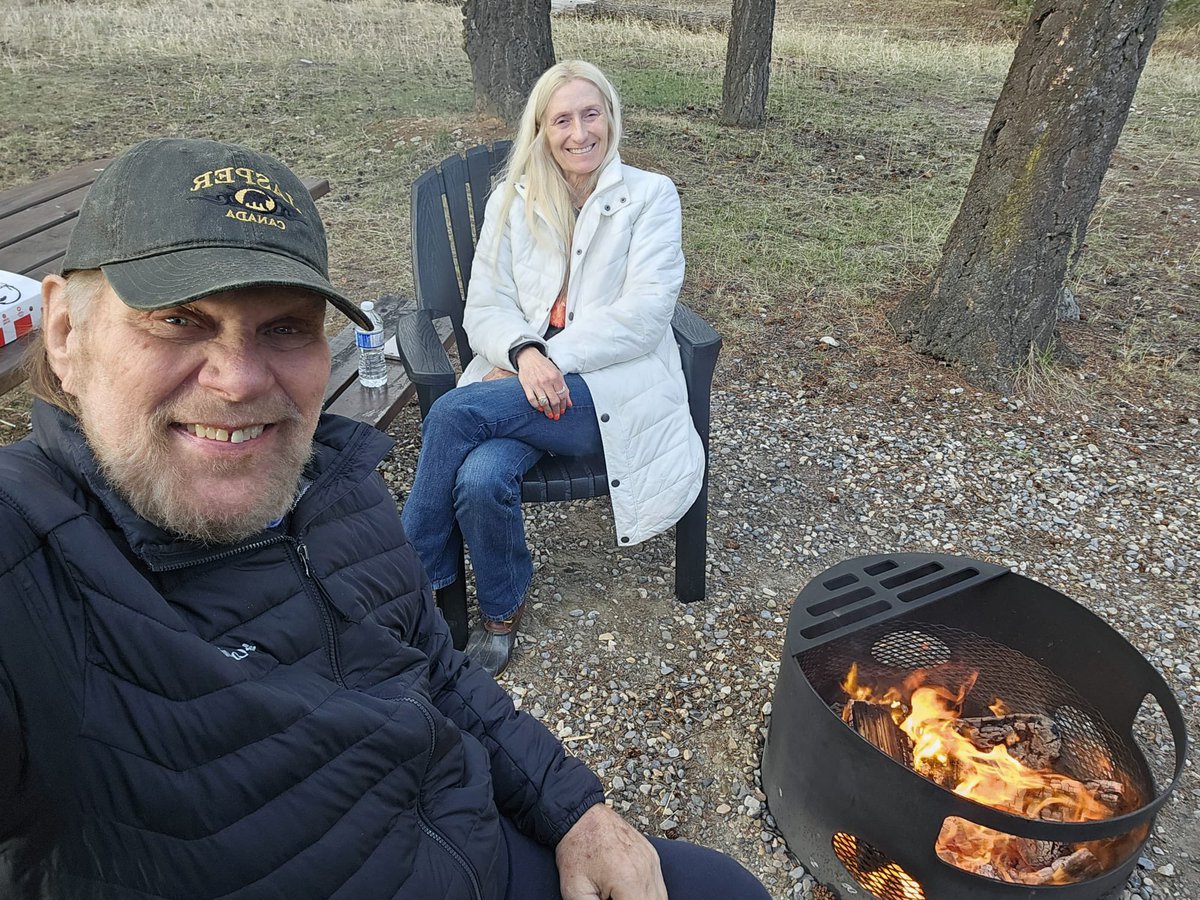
62, 137, 372, 330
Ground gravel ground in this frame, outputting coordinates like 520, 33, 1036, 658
378, 352, 1198, 900
0, 338, 1194, 900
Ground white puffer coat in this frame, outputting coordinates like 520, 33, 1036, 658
461, 157, 705, 546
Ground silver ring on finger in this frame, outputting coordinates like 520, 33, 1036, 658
536, 395, 549, 405
556, 387, 568, 396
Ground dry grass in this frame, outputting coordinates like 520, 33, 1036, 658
0, 0, 1196, 408
0, 0, 457, 67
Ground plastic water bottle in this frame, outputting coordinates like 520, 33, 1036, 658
355, 301, 388, 389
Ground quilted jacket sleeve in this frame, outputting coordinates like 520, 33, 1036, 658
544, 172, 684, 375
0, 503, 31, 834
462, 190, 546, 371
415, 587, 605, 846
0, 664, 19, 810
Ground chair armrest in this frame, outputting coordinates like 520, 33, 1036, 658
671, 302, 722, 448
396, 309, 457, 417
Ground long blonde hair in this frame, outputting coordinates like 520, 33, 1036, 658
489, 60, 623, 260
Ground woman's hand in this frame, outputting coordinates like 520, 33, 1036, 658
515, 346, 571, 419
481, 366, 516, 382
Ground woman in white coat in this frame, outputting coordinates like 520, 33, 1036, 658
402, 60, 705, 676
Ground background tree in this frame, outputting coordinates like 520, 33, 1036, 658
720, 0, 776, 127
463, 0, 555, 122
888, 0, 1166, 392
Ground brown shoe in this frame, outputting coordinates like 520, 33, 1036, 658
464, 604, 524, 677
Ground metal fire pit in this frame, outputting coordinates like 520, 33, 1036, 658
762, 553, 1188, 900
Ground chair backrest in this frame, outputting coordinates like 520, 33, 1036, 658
410, 141, 512, 369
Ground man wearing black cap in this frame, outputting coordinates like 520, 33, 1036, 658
0, 139, 770, 899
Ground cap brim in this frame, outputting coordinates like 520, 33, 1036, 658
101, 246, 373, 331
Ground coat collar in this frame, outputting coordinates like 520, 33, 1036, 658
29, 400, 393, 571
514, 153, 626, 207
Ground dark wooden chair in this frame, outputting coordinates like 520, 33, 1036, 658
397, 142, 721, 650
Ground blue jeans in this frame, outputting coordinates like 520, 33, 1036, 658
401, 374, 603, 620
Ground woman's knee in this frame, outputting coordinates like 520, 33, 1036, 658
424, 387, 474, 437
453, 449, 520, 513
453, 461, 499, 509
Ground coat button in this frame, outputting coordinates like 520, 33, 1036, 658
575, 248, 582, 255
620, 197, 627, 203
620, 536, 630, 543
604, 204, 611, 211
611, 479, 620, 488
600, 413, 610, 422
568, 312, 574, 321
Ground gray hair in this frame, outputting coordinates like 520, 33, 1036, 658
23, 268, 104, 418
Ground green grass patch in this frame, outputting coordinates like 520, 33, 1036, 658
1, 0, 1195, 399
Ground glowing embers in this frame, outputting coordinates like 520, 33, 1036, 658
832, 832, 926, 900
839, 663, 1142, 885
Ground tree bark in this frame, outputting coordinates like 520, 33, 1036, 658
462, 0, 555, 123
720, 0, 776, 127
888, 0, 1165, 392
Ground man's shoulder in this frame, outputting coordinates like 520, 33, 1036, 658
311, 413, 394, 473
0, 442, 54, 572
0, 438, 54, 503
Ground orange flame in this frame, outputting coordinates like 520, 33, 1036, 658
841, 666, 1135, 885
858, 859, 926, 900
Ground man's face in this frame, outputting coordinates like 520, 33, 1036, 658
55, 281, 331, 544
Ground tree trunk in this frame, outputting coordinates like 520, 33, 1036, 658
462, 0, 555, 122
720, 0, 776, 127
888, 0, 1165, 392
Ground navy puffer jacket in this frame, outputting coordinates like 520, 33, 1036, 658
0, 402, 603, 898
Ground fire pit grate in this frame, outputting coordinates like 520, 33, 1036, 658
763, 553, 1188, 900
832, 832, 927, 900
802, 621, 1148, 804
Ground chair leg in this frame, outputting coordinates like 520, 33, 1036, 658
435, 547, 470, 650
673, 484, 709, 603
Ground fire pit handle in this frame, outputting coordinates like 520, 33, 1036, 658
1118, 661, 1190, 817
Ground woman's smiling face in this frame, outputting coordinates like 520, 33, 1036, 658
544, 79, 609, 192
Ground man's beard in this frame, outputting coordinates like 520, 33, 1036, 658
83, 401, 315, 546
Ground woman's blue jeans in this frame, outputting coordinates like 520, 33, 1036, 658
401, 374, 603, 620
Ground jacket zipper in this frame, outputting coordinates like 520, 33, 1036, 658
149, 534, 288, 572
144, 532, 482, 896
401, 697, 484, 900
295, 540, 346, 688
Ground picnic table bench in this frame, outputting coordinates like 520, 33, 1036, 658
0, 160, 450, 431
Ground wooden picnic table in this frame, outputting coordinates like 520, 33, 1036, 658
0, 160, 451, 430
322, 292, 452, 430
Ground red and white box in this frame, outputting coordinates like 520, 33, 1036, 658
0, 270, 42, 349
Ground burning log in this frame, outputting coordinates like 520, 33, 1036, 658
837, 661, 1139, 890
847, 700, 913, 765
950, 713, 1061, 770
1016, 839, 1069, 870
1029, 776, 1126, 819
1028, 847, 1101, 884
1085, 779, 1126, 809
